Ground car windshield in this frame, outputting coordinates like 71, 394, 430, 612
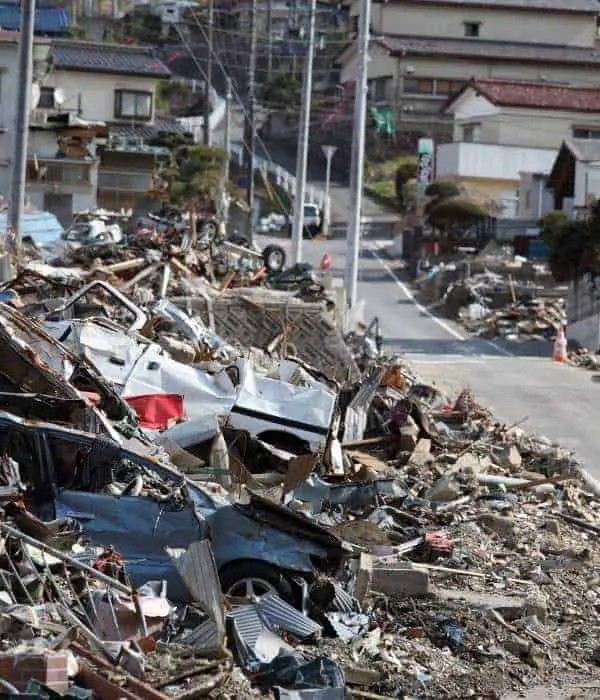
304, 205, 318, 217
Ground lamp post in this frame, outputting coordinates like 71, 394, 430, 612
321, 145, 336, 237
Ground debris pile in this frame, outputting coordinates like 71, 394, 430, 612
418, 257, 566, 342
0, 224, 596, 698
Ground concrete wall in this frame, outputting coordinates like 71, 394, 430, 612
437, 142, 558, 182
518, 173, 554, 219
0, 42, 22, 198
574, 161, 600, 207
351, 0, 596, 47
568, 276, 600, 350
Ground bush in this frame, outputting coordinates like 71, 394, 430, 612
425, 180, 460, 200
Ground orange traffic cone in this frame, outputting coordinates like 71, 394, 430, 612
319, 252, 332, 273
553, 326, 568, 363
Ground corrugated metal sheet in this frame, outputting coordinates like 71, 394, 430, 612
258, 592, 322, 641
342, 367, 383, 443
0, 4, 70, 33
169, 540, 225, 641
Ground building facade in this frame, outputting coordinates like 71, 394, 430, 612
338, 0, 600, 127
28, 40, 182, 219
436, 79, 600, 215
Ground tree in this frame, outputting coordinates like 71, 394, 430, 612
426, 196, 487, 253
394, 160, 418, 208
262, 71, 301, 110
161, 144, 227, 244
540, 205, 600, 282
425, 180, 460, 200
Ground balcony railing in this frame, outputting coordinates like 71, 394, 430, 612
98, 170, 154, 192
27, 160, 92, 186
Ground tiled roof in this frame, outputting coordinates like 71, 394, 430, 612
51, 40, 171, 78
388, 0, 599, 12
111, 116, 190, 138
383, 35, 600, 65
458, 78, 600, 112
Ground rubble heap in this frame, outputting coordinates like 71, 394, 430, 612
416, 255, 567, 342
0, 231, 595, 699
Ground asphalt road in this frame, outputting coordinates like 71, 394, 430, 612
256, 232, 600, 481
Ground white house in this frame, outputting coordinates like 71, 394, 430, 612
436, 78, 600, 216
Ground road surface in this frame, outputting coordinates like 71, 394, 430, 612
256, 232, 600, 481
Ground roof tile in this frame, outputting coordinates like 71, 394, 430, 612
51, 41, 171, 78
470, 78, 600, 112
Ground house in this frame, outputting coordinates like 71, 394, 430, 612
28, 40, 185, 220
546, 139, 600, 217
436, 78, 600, 215
337, 0, 600, 127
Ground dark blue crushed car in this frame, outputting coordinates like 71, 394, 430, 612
0, 410, 353, 605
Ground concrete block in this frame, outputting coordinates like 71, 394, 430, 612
371, 562, 430, 597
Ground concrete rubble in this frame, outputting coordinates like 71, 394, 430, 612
0, 234, 598, 699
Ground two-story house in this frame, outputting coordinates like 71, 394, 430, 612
435, 78, 600, 216
28, 40, 185, 221
337, 0, 600, 131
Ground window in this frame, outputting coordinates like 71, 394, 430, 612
524, 189, 531, 211
435, 79, 465, 96
47, 164, 90, 185
38, 87, 55, 109
114, 90, 152, 120
464, 21, 480, 37
403, 78, 434, 95
573, 127, 600, 140
462, 123, 481, 142
369, 77, 389, 102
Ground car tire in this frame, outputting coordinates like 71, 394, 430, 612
262, 244, 286, 273
220, 560, 295, 604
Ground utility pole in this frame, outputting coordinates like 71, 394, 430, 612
244, 0, 257, 245
290, 0, 316, 266
203, 0, 214, 145
266, 0, 273, 81
9, 0, 36, 265
218, 77, 232, 235
344, 0, 370, 309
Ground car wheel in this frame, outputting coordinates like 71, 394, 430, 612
262, 244, 286, 273
220, 561, 295, 604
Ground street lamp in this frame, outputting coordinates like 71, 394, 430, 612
321, 145, 336, 237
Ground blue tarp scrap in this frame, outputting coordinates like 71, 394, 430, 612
0, 3, 70, 33
0, 212, 63, 247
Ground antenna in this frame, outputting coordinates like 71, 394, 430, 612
54, 88, 65, 106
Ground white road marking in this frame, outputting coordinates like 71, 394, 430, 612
369, 244, 515, 358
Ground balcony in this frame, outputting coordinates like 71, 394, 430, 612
26, 159, 93, 187
436, 142, 559, 183
98, 170, 154, 192
105, 135, 170, 157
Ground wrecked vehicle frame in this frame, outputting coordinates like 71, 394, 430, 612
0, 410, 353, 605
